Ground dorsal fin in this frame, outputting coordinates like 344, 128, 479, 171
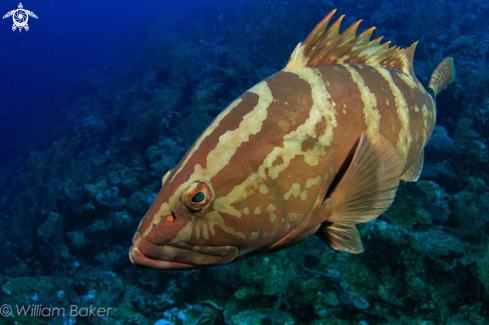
286, 9, 417, 76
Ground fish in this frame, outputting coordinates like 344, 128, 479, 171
129, 9, 455, 269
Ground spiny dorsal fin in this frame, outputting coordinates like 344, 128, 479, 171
286, 9, 417, 76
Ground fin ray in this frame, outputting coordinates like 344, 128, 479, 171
317, 223, 364, 254
428, 58, 456, 97
316, 132, 402, 253
286, 10, 417, 76
401, 151, 424, 182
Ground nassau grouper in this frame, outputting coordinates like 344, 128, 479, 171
129, 9, 455, 269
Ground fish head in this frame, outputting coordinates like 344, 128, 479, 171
129, 160, 288, 270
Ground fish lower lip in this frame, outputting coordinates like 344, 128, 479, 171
129, 246, 195, 269
129, 235, 239, 269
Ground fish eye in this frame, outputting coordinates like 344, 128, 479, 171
191, 191, 206, 203
182, 181, 214, 211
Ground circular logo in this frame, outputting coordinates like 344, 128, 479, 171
13, 9, 28, 27
0, 304, 12, 317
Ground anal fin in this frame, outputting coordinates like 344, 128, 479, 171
316, 132, 402, 253
317, 222, 364, 253
401, 151, 424, 182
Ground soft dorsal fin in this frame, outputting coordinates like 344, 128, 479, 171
428, 57, 456, 97
286, 9, 417, 76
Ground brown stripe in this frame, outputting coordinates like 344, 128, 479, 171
388, 70, 422, 169
168, 91, 259, 190
390, 69, 436, 168
351, 65, 403, 149
316, 64, 367, 166
210, 71, 314, 198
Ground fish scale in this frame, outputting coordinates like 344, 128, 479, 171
129, 9, 455, 269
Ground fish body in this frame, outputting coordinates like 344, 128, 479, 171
129, 10, 455, 269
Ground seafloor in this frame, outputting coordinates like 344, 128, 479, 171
1, 0, 488, 324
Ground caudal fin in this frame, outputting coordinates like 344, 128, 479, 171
428, 58, 456, 97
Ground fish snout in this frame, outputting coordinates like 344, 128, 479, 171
129, 232, 239, 269
136, 209, 185, 245
129, 232, 196, 269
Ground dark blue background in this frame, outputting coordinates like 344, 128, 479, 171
0, 0, 212, 151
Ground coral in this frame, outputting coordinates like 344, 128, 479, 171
416, 181, 450, 223
37, 211, 61, 240
192, 83, 228, 113
2, 276, 59, 308
239, 252, 298, 298
108, 308, 147, 324
412, 230, 473, 260
85, 179, 127, 210
145, 137, 183, 176
155, 302, 222, 325
479, 243, 489, 295
2, 277, 42, 302
384, 183, 433, 228
229, 310, 266, 325
129, 88, 181, 150
126, 187, 157, 215
67, 229, 90, 249
453, 191, 489, 240
454, 118, 480, 146
95, 185, 126, 209
424, 126, 456, 159
234, 286, 258, 301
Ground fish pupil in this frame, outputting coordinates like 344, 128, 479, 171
191, 191, 206, 203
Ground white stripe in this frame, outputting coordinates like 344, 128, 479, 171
192, 81, 272, 179
375, 68, 412, 166
170, 98, 243, 184
342, 64, 381, 133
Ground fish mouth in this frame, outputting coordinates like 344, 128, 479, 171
129, 233, 239, 270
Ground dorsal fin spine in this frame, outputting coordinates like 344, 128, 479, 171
313, 15, 345, 64
311, 15, 347, 66
303, 9, 337, 46
286, 10, 417, 76
329, 20, 363, 62
327, 15, 344, 37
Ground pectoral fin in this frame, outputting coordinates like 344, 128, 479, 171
316, 132, 402, 253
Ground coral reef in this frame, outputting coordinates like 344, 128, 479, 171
480, 244, 489, 295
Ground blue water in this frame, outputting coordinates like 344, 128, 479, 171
0, 0, 209, 151
0, 0, 488, 324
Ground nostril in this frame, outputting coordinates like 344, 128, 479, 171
166, 211, 177, 222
